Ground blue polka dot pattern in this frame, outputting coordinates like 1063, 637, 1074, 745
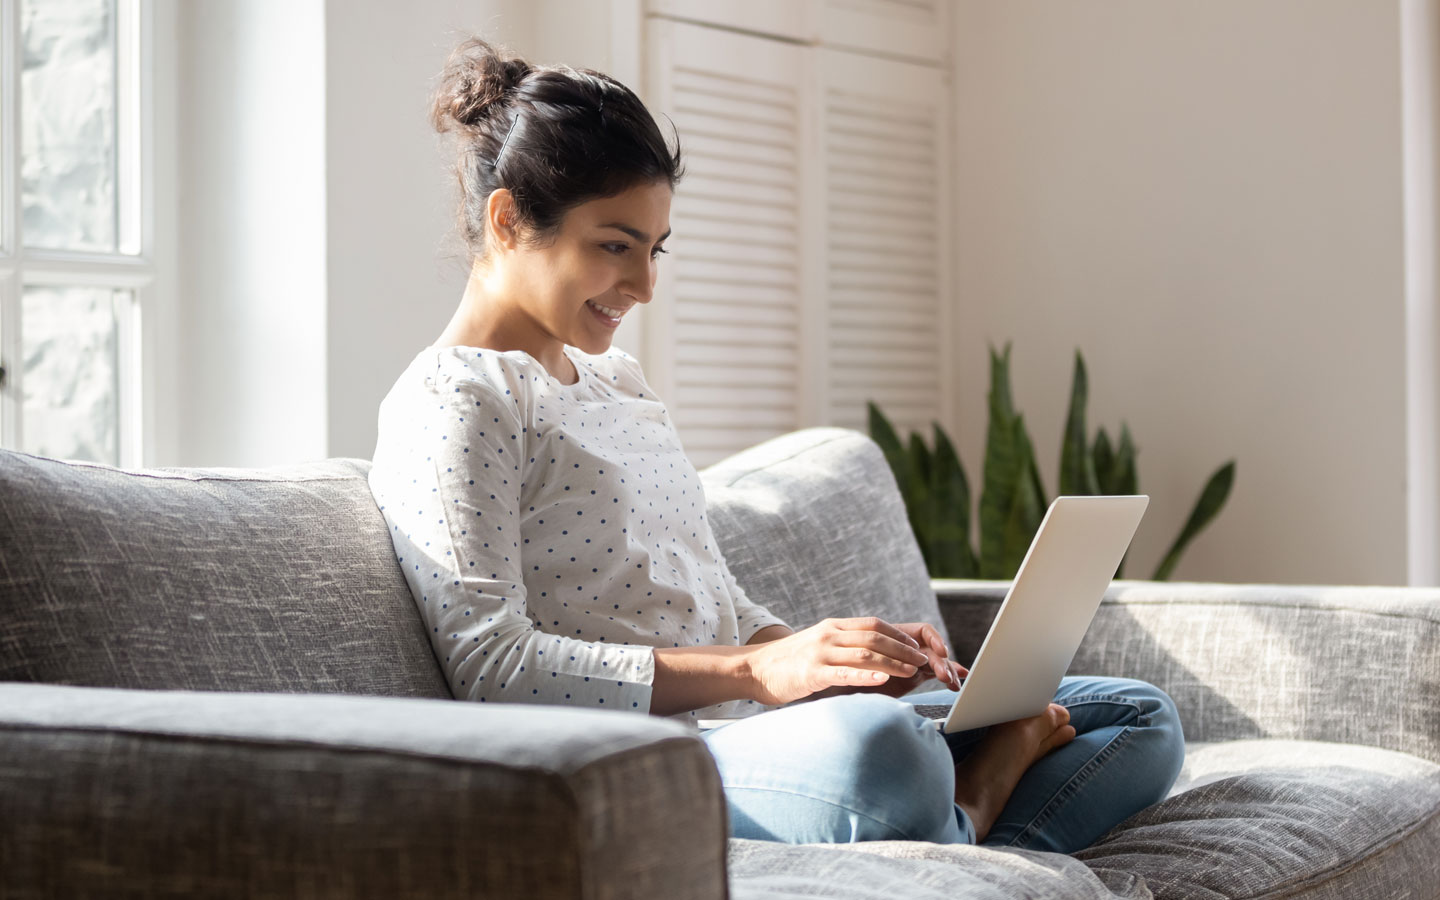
368, 343, 790, 723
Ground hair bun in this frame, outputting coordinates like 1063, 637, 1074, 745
430, 36, 533, 133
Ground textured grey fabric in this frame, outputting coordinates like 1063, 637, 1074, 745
0, 682, 728, 900
699, 427, 952, 657
10, 428, 1440, 899
936, 580, 1440, 765
1076, 740, 1440, 900
728, 838, 1150, 899
0, 448, 449, 698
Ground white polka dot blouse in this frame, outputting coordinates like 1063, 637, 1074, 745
369, 342, 791, 724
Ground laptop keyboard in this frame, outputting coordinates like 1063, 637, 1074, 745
911, 704, 952, 720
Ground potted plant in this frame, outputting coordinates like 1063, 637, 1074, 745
868, 341, 1235, 580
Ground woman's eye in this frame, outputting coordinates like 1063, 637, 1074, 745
603, 243, 668, 259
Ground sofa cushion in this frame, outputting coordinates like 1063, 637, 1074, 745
699, 427, 952, 662
0, 449, 449, 698
728, 838, 1149, 899
0, 682, 726, 900
728, 739, 1440, 900
1077, 739, 1440, 899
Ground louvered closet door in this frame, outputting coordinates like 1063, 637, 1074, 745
644, 19, 814, 468
819, 48, 952, 440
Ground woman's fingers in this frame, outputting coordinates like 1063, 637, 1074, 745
823, 664, 892, 685
826, 644, 925, 680
833, 628, 929, 670
832, 616, 921, 651
913, 622, 950, 660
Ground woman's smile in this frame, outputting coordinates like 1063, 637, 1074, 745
586, 298, 627, 326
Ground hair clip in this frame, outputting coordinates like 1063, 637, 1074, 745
490, 111, 522, 169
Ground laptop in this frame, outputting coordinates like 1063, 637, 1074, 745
696, 495, 1148, 733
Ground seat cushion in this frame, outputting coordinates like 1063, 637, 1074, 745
0, 448, 449, 698
699, 427, 952, 663
1076, 739, 1440, 899
728, 837, 1149, 900
727, 739, 1440, 900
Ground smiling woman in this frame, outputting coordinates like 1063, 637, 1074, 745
425, 37, 683, 381
365, 34, 1183, 859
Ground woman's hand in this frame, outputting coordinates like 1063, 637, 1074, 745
802, 622, 969, 703
742, 617, 943, 706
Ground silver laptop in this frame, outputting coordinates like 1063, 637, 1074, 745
696, 495, 1148, 733
915, 494, 1148, 733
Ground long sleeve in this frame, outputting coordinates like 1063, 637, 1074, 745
372, 376, 656, 711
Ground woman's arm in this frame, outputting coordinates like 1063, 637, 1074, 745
649, 619, 933, 717
646, 624, 796, 717
746, 624, 794, 645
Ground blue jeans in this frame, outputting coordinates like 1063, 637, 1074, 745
700, 676, 1185, 854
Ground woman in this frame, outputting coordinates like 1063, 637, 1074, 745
369, 36, 1185, 854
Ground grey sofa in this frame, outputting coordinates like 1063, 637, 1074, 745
2, 426, 1437, 900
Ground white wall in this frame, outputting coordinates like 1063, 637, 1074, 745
174, 0, 534, 466
175, 0, 328, 467
950, 0, 1410, 585
325, 0, 535, 461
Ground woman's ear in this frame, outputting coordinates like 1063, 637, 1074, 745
485, 188, 519, 252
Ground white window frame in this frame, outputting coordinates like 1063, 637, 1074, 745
0, 0, 159, 468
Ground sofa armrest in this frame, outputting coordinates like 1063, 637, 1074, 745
0, 683, 728, 900
935, 579, 1440, 764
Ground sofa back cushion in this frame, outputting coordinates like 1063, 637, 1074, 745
0, 449, 450, 698
699, 427, 951, 652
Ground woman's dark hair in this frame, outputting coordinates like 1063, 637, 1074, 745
430, 36, 685, 262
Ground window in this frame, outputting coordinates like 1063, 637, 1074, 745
0, 0, 152, 466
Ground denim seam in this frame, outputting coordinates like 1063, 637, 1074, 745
1059, 694, 1152, 729
1004, 725, 1135, 850
719, 783, 933, 842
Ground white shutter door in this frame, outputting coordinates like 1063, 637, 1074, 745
644, 19, 813, 468
819, 48, 952, 440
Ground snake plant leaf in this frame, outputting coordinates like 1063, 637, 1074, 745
909, 432, 939, 571
1060, 349, 1100, 496
869, 401, 916, 505
1093, 427, 1116, 494
930, 422, 979, 578
909, 431, 933, 489
1107, 424, 1140, 578
1113, 423, 1139, 495
869, 401, 929, 557
980, 342, 1021, 578
1152, 460, 1236, 581
1028, 432, 1049, 513
999, 414, 1045, 578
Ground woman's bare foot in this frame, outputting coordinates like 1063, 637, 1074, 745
952, 703, 1077, 842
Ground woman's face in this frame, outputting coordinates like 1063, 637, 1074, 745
503, 180, 672, 356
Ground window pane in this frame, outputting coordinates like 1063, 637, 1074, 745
21, 0, 118, 252
22, 285, 124, 466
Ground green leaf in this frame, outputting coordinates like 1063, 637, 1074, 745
979, 342, 1021, 578
909, 431, 933, 489
1152, 460, 1237, 581
869, 401, 916, 505
1092, 427, 1116, 494
1112, 423, 1139, 496
908, 432, 938, 570
930, 421, 978, 578
999, 414, 1045, 578
1059, 349, 1100, 496
1110, 424, 1140, 578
